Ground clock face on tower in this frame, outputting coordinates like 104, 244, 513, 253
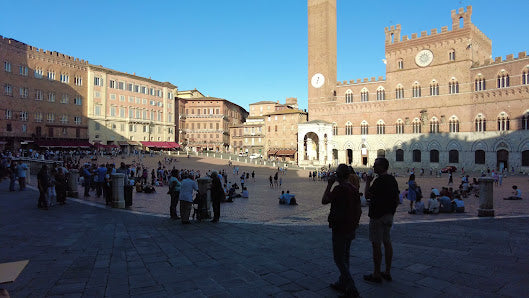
415, 49, 434, 67
311, 73, 325, 88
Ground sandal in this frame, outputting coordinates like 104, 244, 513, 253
363, 274, 382, 283
381, 272, 392, 281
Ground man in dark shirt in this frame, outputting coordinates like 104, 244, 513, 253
364, 157, 399, 283
322, 164, 361, 297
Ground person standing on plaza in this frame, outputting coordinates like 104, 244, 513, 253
16, 161, 28, 191
210, 171, 224, 222
179, 174, 198, 224
407, 174, 418, 213
448, 171, 453, 185
364, 157, 399, 283
37, 164, 49, 209
81, 164, 91, 197
8, 160, 16, 192
269, 175, 273, 188
55, 167, 68, 205
96, 164, 107, 198
322, 164, 361, 297
168, 169, 181, 219
274, 172, 279, 188
251, 170, 255, 182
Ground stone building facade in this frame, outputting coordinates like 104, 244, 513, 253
86, 65, 178, 148
0, 35, 89, 149
180, 96, 247, 152
302, 0, 529, 172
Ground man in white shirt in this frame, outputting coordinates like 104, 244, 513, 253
179, 174, 198, 224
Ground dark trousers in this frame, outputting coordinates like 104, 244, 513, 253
38, 188, 47, 208
332, 230, 357, 292
18, 177, 26, 190
212, 199, 220, 220
9, 177, 16, 191
170, 191, 180, 218
96, 181, 104, 197
84, 179, 90, 196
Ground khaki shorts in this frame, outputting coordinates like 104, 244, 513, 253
369, 214, 394, 244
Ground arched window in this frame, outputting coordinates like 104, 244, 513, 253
412, 149, 421, 162
522, 150, 529, 166
376, 120, 385, 134
521, 112, 529, 130
430, 150, 439, 163
475, 74, 486, 91
395, 119, 404, 134
412, 82, 421, 98
332, 122, 338, 135
361, 88, 369, 102
361, 121, 369, 135
376, 86, 385, 100
449, 150, 459, 163
522, 67, 529, 85
412, 118, 421, 133
497, 112, 510, 131
429, 117, 439, 133
397, 58, 403, 70
345, 121, 353, 135
395, 84, 404, 99
395, 149, 404, 162
475, 150, 486, 164
497, 70, 510, 88
345, 89, 353, 103
449, 116, 459, 133
429, 80, 439, 96
449, 49, 456, 61
449, 78, 459, 94
475, 114, 486, 132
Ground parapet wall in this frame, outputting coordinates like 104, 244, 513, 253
336, 76, 385, 87
0, 35, 88, 65
472, 51, 528, 68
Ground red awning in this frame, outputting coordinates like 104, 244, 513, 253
141, 141, 180, 149
267, 150, 278, 156
36, 140, 91, 148
276, 150, 297, 156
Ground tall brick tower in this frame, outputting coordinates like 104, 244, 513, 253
307, 0, 337, 120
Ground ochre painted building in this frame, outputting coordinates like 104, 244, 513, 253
301, 1, 529, 172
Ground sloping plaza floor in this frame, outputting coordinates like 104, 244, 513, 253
1, 155, 529, 297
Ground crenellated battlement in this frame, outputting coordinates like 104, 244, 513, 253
384, 6, 482, 46
472, 51, 528, 68
336, 76, 385, 86
0, 34, 88, 64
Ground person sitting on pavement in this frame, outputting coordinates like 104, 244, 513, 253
285, 190, 297, 205
453, 194, 465, 213
241, 187, 249, 198
424, 192, 440, 214
279, 190, 287, 204
504, 185, 522, 200
409, 196, 424, 214
438, 195, 453, 213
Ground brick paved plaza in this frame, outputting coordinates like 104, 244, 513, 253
1, 154, 529, 297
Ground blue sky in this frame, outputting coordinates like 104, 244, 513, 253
1, 0, 528, 111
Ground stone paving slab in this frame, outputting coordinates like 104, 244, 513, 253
1, 179, 529, 297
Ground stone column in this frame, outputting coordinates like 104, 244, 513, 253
67, 169, 79, 198
478, 177, 494, 217
111, 173, 125, 209
197, 177, 212, 219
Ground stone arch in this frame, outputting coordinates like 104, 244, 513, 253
393, 140, 406, 150
446, 140, 462, 151
343, 141, 354, 150
518, 139, 529, 152
427, 140, 441, 151
493, 139, 512, 152
471, 141, 489, 152
410, 142, 422, 151
358, 142, 371, 151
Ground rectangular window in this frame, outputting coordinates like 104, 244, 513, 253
60, 74, 69, 83
109, 80, 115, 88
127, 83, 133, 91
129, 108, 134, 118
134, 85, 139, 92
110, 106, 116, 117
4, 84, 13, 96
60, 94, 68, 104
167, 92, 173, 99
47, 71, 55, 80
19, 87, 28, 98
94, 105, 101, 116
48, 92, 55, 102
47, 113, 54, 123
19, 65, 28, 76
110, 94, 116, 100
19, 111, 28, 121
60, 115, 68, 124
119, 108, 125, 118
149, 88, 154, 96
74, 116, 81, 125
74, 76, 82, 86
94, 91, 100, 98
118, 81, 124, 90
74, 96, 82, 105
4, 61, 12, 72
35, 112, 43, 122
35, 69, 43, 79
35, 90, 43, 100
120, 95, 125, 102
5, 110, 12, 120
94, 77, 102, 86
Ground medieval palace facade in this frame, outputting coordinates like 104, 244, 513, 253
300, 0, 529, 172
